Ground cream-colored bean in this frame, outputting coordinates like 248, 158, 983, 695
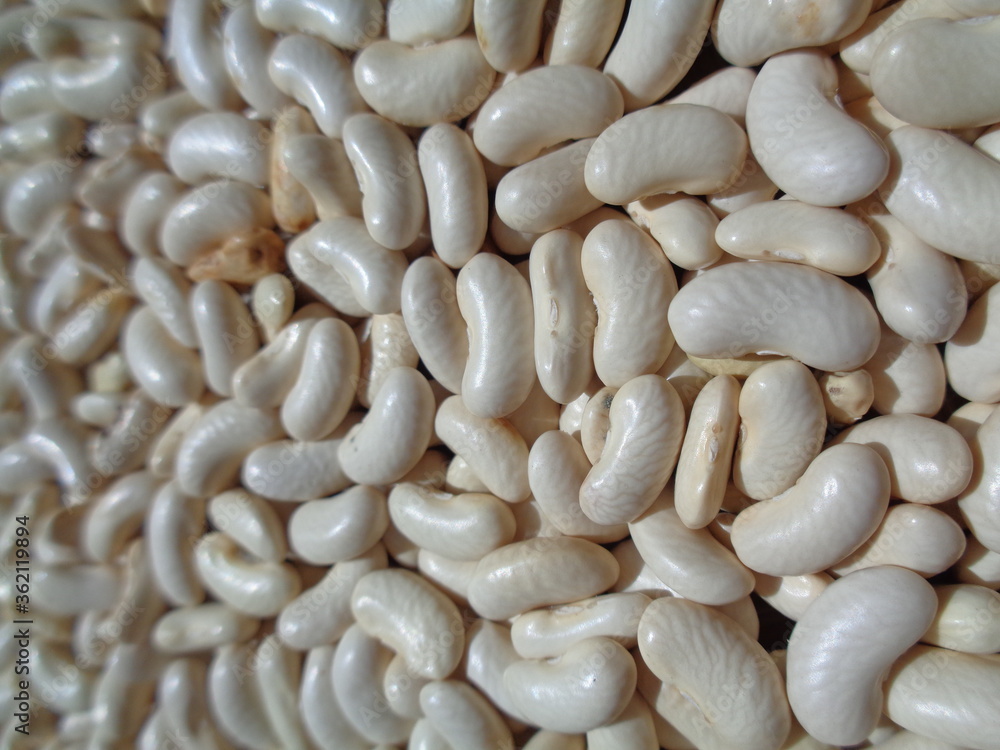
387, 0, 471, 45
276, 544, 387, 650
818, 369, 874, 425
583, 220, 676, 386
830, 504, 967, 578
242, 429, 356, 502
717, 201, 880, 276
3, 159, 81, 239
118, 171, 186, 258
580, 375, 685, 526
586, 104, 747, 204
957, 536, 1000, 588
159, 181, 272, 267
837, 414, 973, 504
732, 360, 826, 500
292, 218, 406, 314
504, 637, 636, 734
232, 316, 319, 409
381, 652, 429, 719
339, 367, 434, 484
281, 133, 358, 226
922, 584, 1000, 654
151, 603, 258, 654
90, 389, 168, 478
584, 692, 657, 750
714, 0, 871, 66
417, 548, 477, 603
417, 124, 487, 269
669, 262, 880, 372
288, 485, 388, 565
948, 402, 998, 441
89, 643, 157, 746
208, 643, 279, 750
139, 89, 203, 152
511, 592, 650, 659
669, 66, 757, 129
222, 4, 290, 117
281, 318, 359, 441
732, 444, 890, 576
300, 646, 370, 750
343, 113, 426, 251
457, 253, 534, 418
356, 312, 421, 408
206, 488, 285, 562
50, 49, 167, 121
674, 375, 740, 530
146, 480, 204, 607
496, 139, 601, 234
639, 597, 790, 750
268, 33, 369, 138
528, 430, 628, 543
957, 409, 1000, 553
746, 50, 888, 207
82, 471, 158, 562
148, 401, 210, 480
158, 658, 207, 744
523, 731, 587, 750
190, 280, 259, 397
626, 194, 723, 271
0, 112, 86, 163
420, 680, 514, 750
34, 563, 121, 616
884, 645, 1000, 750
355, 37, 494, 127
400, 257, 468, 394
332, 624, 414, 745
195, 532, 300, 617
880, 126, 1000, 264
861, 209, 967, 345
122, 306, 203, 408
946, 283, 1000, 403
871, 16, 1000, 130
838, 0, 966, 75
132, 257, 196, 348
461, 620, 530, 724
468, 537, 618, 620
167, 112, 269, 187
867, 323, 946, 417
754, 571, 833, 622
388, 482, 515, 561
256, 0, 384, 50
844, 95, 909, 140
787, 566, 937, 746
603, 0, 714, 111
170, 0, 240, 110
544, 0, 624, 67
629, 491, 754, 605
252, 273, 295, 343
472, 65, 624, 167
175, 399, 282, 497
529, 230, 596, 404
472, 0, 545, 72
253, 636, 311, 750
0, 60, 58, 121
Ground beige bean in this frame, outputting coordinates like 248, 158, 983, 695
457, 253, 535, 418
837, 414, 973, 505
957, 408, 1000, 553
269, 105, 318, 234
288, 485, 388, 565
819, 369, 874, 425
472, 0, 546, 72
674, 375, 740, 529
544, 0, 625, 68
387, 0, 472, 45
787, 566, 937, 746
503, 637, 636, 734
472, 65, 624, 167
754, 571, 833, 622
946, 283, 1000, 403
867, 323, 946, 417
639, 597, 790, 750
732, 444, 890, 576
354, 37, 495, 127
830, 503, 967, 578
387, 482, 515, 561
580, 375, 685, 526
922, 584, 1000, 654
467, 537, 619, 620
884, 645, 1000, 750
669, 262, 880, 372
282, 133, 361, 222
627, 193, 723, 271
734, 360, 826, 501
586, 104, 747, 204
629, 491, 753, 605
956, 536, 1000, 588
583, 220, 677, 387
603, 0, 714, 111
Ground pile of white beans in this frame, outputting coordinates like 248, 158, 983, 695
2, 0, 1000, 748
